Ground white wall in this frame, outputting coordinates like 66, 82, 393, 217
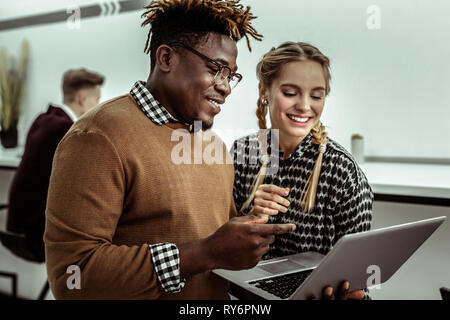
220, 0, 450, 159
1, 0, 450, 158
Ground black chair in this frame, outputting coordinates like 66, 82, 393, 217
0, 205, 49, 300
440, 287, 450, 300
0, 271, 17, 299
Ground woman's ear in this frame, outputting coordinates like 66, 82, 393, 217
155, 45, 176, 72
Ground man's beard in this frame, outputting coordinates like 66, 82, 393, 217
191, 118, 213, 131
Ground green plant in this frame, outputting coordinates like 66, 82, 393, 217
0, 39, 29, 132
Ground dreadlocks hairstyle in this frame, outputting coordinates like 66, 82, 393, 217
241, 42, 331, 214
141, 0, 263, 71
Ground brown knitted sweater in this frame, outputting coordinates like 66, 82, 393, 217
44, 94, 236, 299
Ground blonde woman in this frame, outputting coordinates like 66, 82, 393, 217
232, 42, 374, 299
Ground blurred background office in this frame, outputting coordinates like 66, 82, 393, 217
0, 0, 449, 300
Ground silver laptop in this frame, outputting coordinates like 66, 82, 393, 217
213, 216, 446, 300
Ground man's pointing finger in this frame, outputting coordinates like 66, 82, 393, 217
254, 223, 296, 236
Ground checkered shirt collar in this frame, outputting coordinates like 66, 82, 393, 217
130, 81, 179, 125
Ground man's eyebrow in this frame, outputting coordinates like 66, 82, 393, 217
215, 58, 228, 65
213, 58, 238, 73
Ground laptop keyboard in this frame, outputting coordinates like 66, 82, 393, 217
249, 269, 314, 299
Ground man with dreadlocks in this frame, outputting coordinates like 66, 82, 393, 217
44, 0, 296, 299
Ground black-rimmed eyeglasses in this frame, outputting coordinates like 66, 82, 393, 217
168, 42, 242, 90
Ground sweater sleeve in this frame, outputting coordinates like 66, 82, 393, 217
44, 129, 163, 299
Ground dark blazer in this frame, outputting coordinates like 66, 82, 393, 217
6, 105, 74, 262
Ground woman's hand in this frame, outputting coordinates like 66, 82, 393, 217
322, 281, 366, 300
249, 184, 290, 218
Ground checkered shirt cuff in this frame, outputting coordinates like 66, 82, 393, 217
149, 243, 186, 293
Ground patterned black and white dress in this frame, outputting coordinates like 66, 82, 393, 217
231, 130, 374, 260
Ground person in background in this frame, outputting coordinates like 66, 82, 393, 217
232, 42, 374, 299
4, 68, 104, 262
44, 0, 295, 300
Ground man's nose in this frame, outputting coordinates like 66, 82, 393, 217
214, 78, 232, 97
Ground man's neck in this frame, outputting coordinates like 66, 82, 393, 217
145, 76, 181, 121
62, 102, 82, 118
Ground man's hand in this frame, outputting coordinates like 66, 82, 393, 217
322, 281, 365, 300
250, 184, 290, 218
179, 215, 296, 278
204, 215, 296, 271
